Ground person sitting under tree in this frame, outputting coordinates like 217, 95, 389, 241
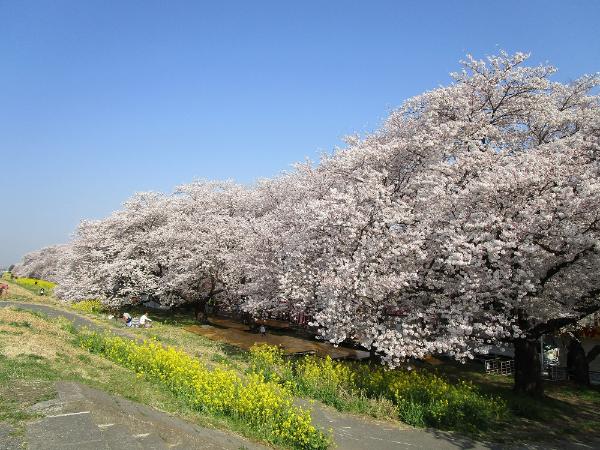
139, 312, 153, 328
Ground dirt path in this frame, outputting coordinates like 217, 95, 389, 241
186, 319, 370, 359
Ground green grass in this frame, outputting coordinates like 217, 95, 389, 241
248, 344, 507, 434
1, 276, 55, 303
0, 353, 60, 444
12, 277, 56, 296
51, 304, 600, 442
92, 309, 248, 370
76, 330, 331, 449
422, 359, 600, 442
0, 307, 326, 449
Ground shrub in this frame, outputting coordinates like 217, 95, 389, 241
248, 344, 507, 433
247, 343, 293, 383
293, 356, 354, 404
70, 299, 106, 315
78, 333, 330, 449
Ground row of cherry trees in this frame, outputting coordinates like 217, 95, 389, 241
14, 52, 600, 395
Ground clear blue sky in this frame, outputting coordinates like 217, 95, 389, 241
1, 0, 599, 267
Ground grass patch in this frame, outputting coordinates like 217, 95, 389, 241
97, 313, 237, 369
0, 308, 292, 448
12, 278, 56, 296
0, 354, 60, 438
419, 358, 600, 442
70, 299, 106, 314
78, 308, 600, 444
3, 303, 599, 447
10, 307, 49, 320
7, 321, 31, 328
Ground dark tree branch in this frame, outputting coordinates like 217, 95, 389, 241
538, 245, 596, 288
587, 345, 600, 364
530, 292, 600, 337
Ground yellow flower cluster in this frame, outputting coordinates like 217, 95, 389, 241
298, 355, 353, 386
79, 333, 330, 449
70, 299, 106, 314
14, 277, 56, 295
248, 343, 293, 383
249, 344, 506, 432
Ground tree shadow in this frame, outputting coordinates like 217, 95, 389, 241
219, 343, 249, 362
429, 359, 600, 445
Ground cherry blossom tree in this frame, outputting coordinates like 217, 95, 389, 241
54, 192, 171, 303
21, 51, 600, 396
362, 52, 600, 395
12, 245, 65, 281
150, 180, 253, 322
54, 182, 252, 321
240, 52, 600, 395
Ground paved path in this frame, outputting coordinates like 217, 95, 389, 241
26, 381, 266, 450
0, 300, 137, 341
0, 300, 106, 331
302, 399, 489, 450
305, 399, 600, 450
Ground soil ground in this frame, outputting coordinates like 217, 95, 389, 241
185, 317, 370, 359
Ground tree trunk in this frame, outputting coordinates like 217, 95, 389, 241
369, 348, 382, 363
194, 297, 209, 324
513, 338, 544, 397
567, 338, 590, 386
587, 345, 600, 365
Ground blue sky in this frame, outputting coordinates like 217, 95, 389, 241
1, 0, 599, 266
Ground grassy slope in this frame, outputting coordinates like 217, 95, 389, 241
2, 275, 599, 445
84, 301, 600, 443
0, 307, 278, 448
0, 308, 183, 435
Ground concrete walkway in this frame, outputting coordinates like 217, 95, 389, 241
304, 399, 600, 450
26, 381, 266, 450
303, 400, 489, 450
